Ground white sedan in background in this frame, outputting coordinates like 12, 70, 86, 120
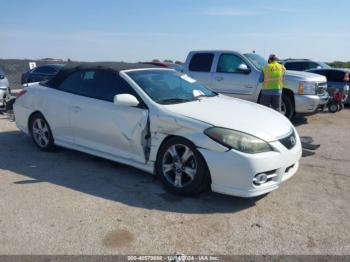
14, 63, 302, 198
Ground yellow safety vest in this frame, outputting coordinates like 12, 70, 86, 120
263, 62, 286, 90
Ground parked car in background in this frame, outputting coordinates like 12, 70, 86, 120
281, 59, 331, 71
21, 64, 64, 84
0, 67, 11, 108
183, 51, 329, 119
167, 63, 183, 72
306, 68, 350, 105
142, 62, 183, 72
14, 62, 302, 198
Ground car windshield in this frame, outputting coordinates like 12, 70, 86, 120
244, 53, 267, 71
127, 70, 217, 104
318, 62, 331, 69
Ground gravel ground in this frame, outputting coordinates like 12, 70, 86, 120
0, 109, 349, 255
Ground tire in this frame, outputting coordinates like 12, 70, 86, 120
328, 102, 338, 113
156, 137, 211, 196
281, 93, 294, 119
29, 112, 55, 151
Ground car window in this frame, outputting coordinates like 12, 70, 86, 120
284, 62, 307, 71
326, 70, 345, 82
307, 62, 320, 70
58, 70, 136, 101
189, 53, 214, 72
33, 66, 57, 75
217, 54, 249, 73
58, 70, 83, 93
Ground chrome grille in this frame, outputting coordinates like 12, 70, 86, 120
316, 82, 327, 94
279, 130, 297, 150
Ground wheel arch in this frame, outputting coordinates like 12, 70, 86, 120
283, 88, 295, 110
154, 134, 212, 183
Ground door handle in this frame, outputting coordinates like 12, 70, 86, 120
244, 85, 254, 89
215, 76, 224, 81
72, 106, 81, 113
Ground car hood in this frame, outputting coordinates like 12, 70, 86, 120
285, 70, 327, 82
163, 95, 293, 142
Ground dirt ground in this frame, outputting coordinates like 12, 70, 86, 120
0, 108, 349, 255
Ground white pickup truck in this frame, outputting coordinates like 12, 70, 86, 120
183, 51, 329, 119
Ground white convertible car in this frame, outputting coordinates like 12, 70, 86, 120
14, 63, 302, 198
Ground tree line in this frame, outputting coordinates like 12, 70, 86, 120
326, 61, 350, 68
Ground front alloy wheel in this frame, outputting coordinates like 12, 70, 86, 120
157, 137, 210, 196
162, 144, 197, 188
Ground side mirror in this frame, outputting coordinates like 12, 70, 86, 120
113, 94, 139, 107
237, 64, 250, 74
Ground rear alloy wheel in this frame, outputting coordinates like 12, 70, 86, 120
30, 113, 55, 151
281, 94, 294, 119
156, 137, 210, 196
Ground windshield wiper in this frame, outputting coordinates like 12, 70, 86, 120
158, 98, 193, 104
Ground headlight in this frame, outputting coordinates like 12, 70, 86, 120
204, 127, 273, 154
298, 81, 316, 95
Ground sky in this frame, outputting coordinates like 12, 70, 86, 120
0, 0, 349, 62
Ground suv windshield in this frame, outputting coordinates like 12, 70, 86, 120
243, 53, 267, 71
127, 70, 217, 104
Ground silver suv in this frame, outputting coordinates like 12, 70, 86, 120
183, 51, 329, 119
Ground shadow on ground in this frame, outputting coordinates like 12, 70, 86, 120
0, 130, 260, 214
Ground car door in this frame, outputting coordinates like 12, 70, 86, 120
69, 70, 149, 164
186, 53, 214, 88
211, 53, 259, 100
40, 74, 81, 145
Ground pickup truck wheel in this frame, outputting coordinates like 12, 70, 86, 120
282, 94, 294, 119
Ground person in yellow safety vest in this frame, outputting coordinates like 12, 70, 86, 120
260, 54, 286, 112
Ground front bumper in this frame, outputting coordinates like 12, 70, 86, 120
199, 131, 302, 198
294, 92, 329, 113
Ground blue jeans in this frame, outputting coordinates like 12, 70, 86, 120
260, 94, 282, 112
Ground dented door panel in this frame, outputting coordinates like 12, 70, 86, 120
70, 94, 149, 163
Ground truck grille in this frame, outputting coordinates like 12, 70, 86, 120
316, 82, 327, 94
279, 130, 297, 150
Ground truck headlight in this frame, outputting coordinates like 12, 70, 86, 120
204, 127, 273, 154
298, 81, 316, 95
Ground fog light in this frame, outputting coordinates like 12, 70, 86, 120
253, 173, 268, 185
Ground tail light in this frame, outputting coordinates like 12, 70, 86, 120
16, 89, 27, 99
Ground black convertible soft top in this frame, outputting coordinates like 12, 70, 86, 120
47, 62, 162, 88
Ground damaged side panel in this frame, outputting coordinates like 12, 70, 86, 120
145, 112, 228, 172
